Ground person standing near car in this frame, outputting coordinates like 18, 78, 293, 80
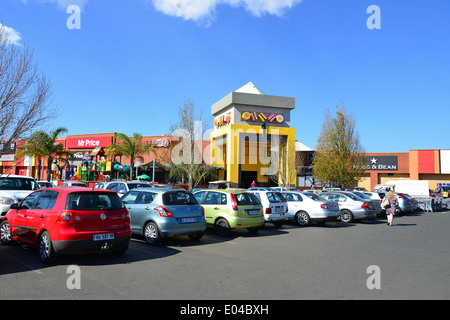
250, 180, 257, 188
383, 190, 399, 226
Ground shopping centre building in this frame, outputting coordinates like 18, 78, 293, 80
1, 83, 450, 191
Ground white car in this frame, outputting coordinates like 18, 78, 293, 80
248, 190, 288, 227
280, 191, 340, 226
271, 187, 300, 192
0, 175, 40, 219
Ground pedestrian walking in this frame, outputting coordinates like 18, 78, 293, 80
382, 190, 399, 226
250, 180, 257, 188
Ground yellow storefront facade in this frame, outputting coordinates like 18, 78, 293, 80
210, 83, 296, 188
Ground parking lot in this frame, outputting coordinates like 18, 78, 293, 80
1, 210, 449, 301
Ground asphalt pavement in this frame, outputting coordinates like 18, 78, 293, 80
1, 210, 449, 300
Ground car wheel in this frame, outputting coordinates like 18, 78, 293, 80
188, 233, 203, 241
340, 210, 354, 223
144, 222, 161, 245
0, 220, 12, 244
39, 231, 58, 264
295, 211, 310, 226
215, 218, 231, 236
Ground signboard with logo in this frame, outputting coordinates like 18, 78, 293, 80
0, 141, 16, 155
354, 156, 398, 171
67, 136, 113, 149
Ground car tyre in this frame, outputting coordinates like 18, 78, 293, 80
144, 221, 161, 245
295, 211, 310, 226
39, 231, 58, 264
0, 220, 12, 244
188, 233, 203, 241
215, 218, 231, 236
340, 210, 354, 223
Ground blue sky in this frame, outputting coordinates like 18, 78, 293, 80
1, 0, 449, 152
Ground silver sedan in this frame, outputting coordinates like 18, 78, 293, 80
280, 191, 340, 226
321, 192, 377, 223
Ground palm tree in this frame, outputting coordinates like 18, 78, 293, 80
106, 133, 155, 180
16, 127, 74, 182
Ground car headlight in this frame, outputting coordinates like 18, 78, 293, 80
0, 197, 15, 205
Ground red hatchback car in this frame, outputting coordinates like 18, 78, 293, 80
0, 188, 131, 263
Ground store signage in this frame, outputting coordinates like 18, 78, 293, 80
73, 151, 91, 161
67, 136, 112, 149
241, 112, 284, 124
214, 113, 231, 128
0, 141, 16, 155
152, 138, 170, 148
354, 156, 398, 171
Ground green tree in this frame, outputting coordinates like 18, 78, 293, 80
16, 127, 73, 182
312, 105, 366, 189
106, 133, 155, 180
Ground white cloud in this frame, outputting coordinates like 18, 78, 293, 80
150, 0, 302, 25
0, 24, 22, 46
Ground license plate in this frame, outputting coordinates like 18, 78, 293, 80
181, 217, 197, 223
275, 207, 284, 213
248, 210, 259, 215
93, 233, 114, 241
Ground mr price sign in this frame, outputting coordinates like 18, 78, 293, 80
67, 136, 112, 149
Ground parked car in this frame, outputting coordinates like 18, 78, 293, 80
280, 191, 340, 226
193, 189, 264, 236
37, 181, 54, 188
60, 181, 88, 187
361, 191, 382, 201
0, 175, 40, 219
247, 187, 274, 191
378, 192, 415, 215
0, 188, 131, 263
247, 190, 288, 227
103, 180, 152, 197
271, 187, 299, 192
320, 192, 377, 223
345, 191, 382, 216
122, 188, 206, 245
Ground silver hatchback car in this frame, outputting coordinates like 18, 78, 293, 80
321, 192, 377, 223
121, 188, 206, 244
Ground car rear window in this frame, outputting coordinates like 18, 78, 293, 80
267, 192, 286, 203
303, 193, 327, 201
66, 192, 125, 210
234, 193, 260, 205
162, 191, 198, 205
0, 177, 39, 190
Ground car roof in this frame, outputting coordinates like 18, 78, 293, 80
0, 175, 36, 179
194, 189, 249, 193
129, 187, 191, 193
39, 187, 117, 194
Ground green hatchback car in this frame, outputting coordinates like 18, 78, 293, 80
193, 189, 265, 236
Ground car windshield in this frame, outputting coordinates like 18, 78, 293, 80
0, 177, 39, 191
302, 193, 327, 201
234, 193, 260, 205
162, 191, 198, 205
66, 192, 125, 210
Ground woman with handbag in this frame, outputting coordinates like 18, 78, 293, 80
382, 190, 399, 226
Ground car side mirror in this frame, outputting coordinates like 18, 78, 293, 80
10, 203, 19, 210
